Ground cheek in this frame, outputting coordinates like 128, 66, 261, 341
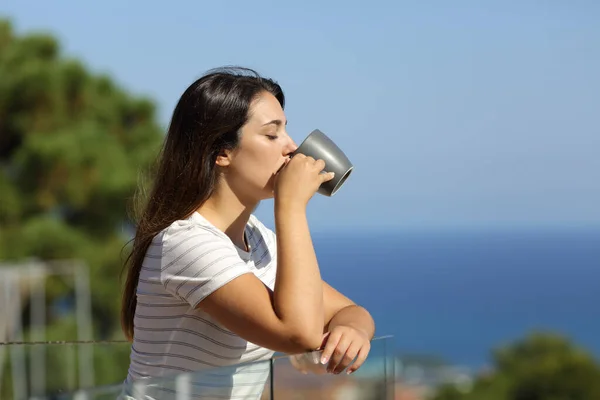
232, 139, 281, 179
233, 150, 276, 180
247, 143, 280, 169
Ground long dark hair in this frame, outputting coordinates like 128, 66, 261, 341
121, 67, 285, 340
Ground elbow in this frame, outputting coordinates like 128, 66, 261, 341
275, 314, 326, 353
288, 329, 323, 353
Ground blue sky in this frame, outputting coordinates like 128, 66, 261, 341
2, 1, 599, 231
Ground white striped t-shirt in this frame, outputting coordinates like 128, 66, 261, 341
123, 212, 278, 399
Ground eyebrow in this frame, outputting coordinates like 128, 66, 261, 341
261, 119, 287, 127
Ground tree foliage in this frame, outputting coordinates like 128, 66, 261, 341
0, 18, 164, 338
432, 332, 600, 400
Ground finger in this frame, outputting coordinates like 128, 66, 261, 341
315, 158, 326, 171
287, 154, 304, 167
320, 171, 335, 183
346, 342, 371, 375
320, 330, 342, 365
326, 336, 351, 373
332, 341, 361, 374
318, 332, 330, 351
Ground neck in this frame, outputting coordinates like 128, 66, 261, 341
196, 182, 258, 250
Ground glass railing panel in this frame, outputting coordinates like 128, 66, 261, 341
2, 336, 394, 399
0, 340, 131, 399
270, 335, 395, 400
51, 358, 273, 400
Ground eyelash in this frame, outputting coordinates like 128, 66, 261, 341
267, 135, 278, 141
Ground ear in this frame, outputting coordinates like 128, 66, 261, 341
215, 148, 233, 167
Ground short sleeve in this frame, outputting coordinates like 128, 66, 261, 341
159, 226, 252, 308
250, 215, 277, 254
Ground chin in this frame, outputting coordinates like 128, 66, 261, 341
260, 180, 276, 200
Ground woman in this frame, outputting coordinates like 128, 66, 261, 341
120, 67, 375, 399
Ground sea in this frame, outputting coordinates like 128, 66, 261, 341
310, 226, 600, 370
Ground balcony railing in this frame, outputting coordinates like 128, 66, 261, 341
1, 336, 395, 399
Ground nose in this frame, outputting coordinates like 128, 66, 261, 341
284, 136, 298, 157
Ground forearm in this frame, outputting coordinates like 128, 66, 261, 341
327, 305, 375, 338
273, 201, 324, 348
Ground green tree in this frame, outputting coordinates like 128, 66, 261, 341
0, 18, 164, 338
432, 332, 600, 400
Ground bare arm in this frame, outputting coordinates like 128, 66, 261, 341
196, 155, 331, 353
272, 201, 325, 348
322, 281, 375, 338
196, 206, 325, 353
286, 282, 376, 375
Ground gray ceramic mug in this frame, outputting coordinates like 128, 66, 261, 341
292, 129, 354, 196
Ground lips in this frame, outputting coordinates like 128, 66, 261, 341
275, 158, 289, 175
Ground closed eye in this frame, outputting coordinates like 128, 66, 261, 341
267, 135, 278, 141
